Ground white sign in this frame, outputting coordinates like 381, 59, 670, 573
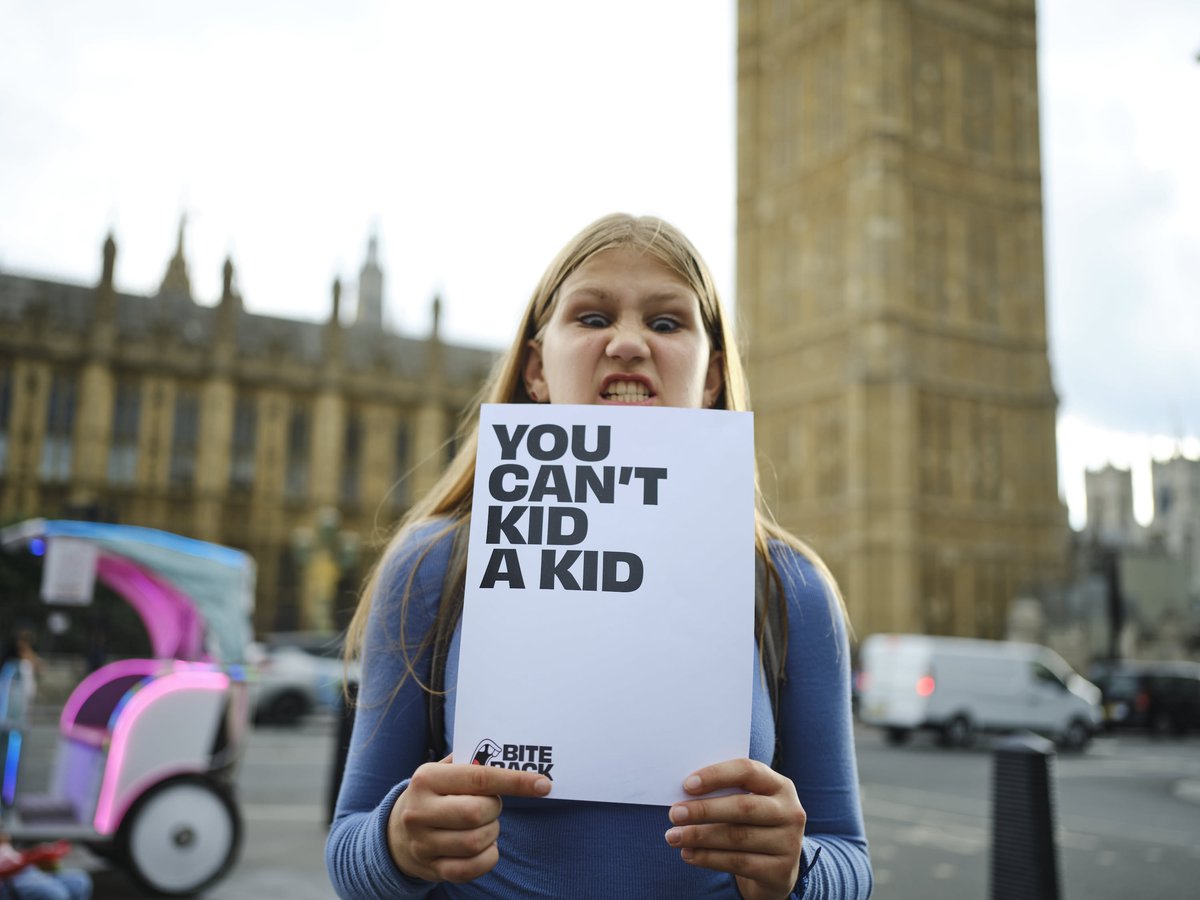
453, 404, 756, 805
40, 536, 99, 605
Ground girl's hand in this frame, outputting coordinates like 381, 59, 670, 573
664, 759, 807, 900
387, 757, 552, 884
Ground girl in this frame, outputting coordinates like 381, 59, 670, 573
327, 214, 872, 899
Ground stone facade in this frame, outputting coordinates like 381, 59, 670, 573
1083, 464, 1139, 547
737, 0, 1067, 639
1149, 455, 1200, 596
1083, 455, 1200, 596
0, 229, 495, 633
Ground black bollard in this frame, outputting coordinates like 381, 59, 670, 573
327, 679, 359, 826
990, 732, 1060, 900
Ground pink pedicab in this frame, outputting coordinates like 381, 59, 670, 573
0, 519, 255, 896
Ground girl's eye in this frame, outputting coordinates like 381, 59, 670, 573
579, 313, 609, 328
649, 317, 680, 334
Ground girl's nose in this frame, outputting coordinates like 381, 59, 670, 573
605, 321, 649, 362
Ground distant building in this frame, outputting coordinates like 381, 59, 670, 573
1083, 463, 1140, 546
0, 225, 496, 633
1068, 455, 1200, 663
1149, 455, 1200, 595
737, 0, 1068, 639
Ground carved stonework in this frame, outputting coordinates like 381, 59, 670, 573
739, 0, 1066, 638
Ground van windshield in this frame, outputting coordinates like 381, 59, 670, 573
1032, 663, 1067, 690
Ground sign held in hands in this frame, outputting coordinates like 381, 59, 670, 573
452, 404, 755, 805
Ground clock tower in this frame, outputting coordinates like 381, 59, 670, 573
737, 0, 1067, 637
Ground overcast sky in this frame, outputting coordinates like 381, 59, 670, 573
1, 0, 1197, 529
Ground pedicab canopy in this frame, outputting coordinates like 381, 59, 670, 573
1, 519, 255, 664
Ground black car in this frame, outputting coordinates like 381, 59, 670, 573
1091, 660, 1200, 735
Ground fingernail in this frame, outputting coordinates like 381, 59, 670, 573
684, 775, 702, 792
664, 827, 681, 845
534, 778, 551, 795
669, 805, 688, 824
680, 848, 695, 862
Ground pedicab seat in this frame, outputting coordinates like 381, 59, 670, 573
1, 519, 253, 894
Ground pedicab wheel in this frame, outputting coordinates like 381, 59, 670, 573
116, 775, 243, 897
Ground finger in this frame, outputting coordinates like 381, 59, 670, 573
683, 759, 782, 796
671, 791, 772, 827
406, 792, 504, 831
413, 761, 553, 798
674, 794, 806, 831
665, 822, 794, 857
426, 843, 501, 884
410, 819, 501, 861
674, 846, 787, 884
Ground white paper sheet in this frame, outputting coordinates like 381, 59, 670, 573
452, 403, 755, 805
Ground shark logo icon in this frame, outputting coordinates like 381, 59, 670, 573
471, 738, 502, 766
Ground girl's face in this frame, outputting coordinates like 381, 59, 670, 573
524, 246, 723, 409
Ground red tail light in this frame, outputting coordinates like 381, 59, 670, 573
1135, 690, 1149, 712
916, 675, 935, 697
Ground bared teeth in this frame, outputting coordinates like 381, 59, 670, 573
603, 380, 650, 402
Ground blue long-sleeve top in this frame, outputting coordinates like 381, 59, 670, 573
327, 520, 872, 898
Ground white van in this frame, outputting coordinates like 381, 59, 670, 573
857, 634, 1102, 750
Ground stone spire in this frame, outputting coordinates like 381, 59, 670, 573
92, 230, 119, 350
220, 256, 241, 310
355, 232, 384, 330
331, 276, 343, 325
323, 276, 344, 371
425, 292, 444, 385
101, 231, 117, 290
430, 292, 442, 341
212, 255, 240, 372
159, 214, 192, 297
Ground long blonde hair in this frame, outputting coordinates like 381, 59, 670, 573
345, 213, 845, 690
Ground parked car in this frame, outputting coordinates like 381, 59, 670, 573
249, 632, 359, 726
857, 634, 1102, 751
1089, 660, 1200, 735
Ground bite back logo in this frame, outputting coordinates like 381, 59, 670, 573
470, 738, 554, 777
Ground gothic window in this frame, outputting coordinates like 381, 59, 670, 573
107, 379, 141, 486
923, 556, 956, 635
825, 27, 846, 153
391, 420, 411, 510
971, 404, 1002, 502
814, 397, 845, 498
340, 412, 362, 507
912, 23, 944, 148
914, 192, 948, 316
0, 365, 11, 475
39, 371, 77, 483
169, 387, 199, 487
967, 214, 999, 325
920, 555, 955, 634
764, 242, 786, 329
1157, 484, 1173, 517
973, 563, 997, 639
770, 76, 787, 181
920, 394, 952, 497
810, 203, 845, 319
285, 406, 310, 502
786, 419, 806, 504
963, 54, 995, 157
230, 394, 257, 493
